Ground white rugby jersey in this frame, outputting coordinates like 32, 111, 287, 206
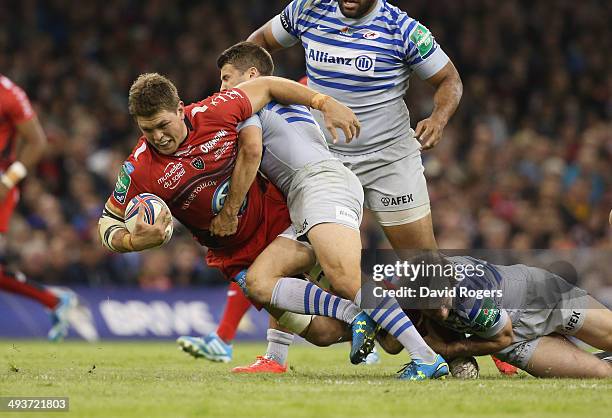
238, 101, 333, 196
270, 0, 449, 154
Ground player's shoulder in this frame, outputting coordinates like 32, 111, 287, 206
377, 2, 420, 35
0, 74, 16, 92
124, 137, 153, 171
0, 74, 25, 100
187, 90, 249, 117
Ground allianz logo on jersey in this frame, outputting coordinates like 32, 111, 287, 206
306, 40, 376, 76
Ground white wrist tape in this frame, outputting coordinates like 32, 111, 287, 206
98, 205, 126, 252
1, 161, 27, 188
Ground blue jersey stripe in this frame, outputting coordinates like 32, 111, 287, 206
274, 106, 312, 117
285, 116, 317, 125
314, 2, 335, 13
468, 298, 484, 321
301, 30, 402, 58
307, 74, 396, 92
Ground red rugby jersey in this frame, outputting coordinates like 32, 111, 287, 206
0, 75, 35, 170
109, 88, 271, 250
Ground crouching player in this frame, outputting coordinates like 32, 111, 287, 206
416, 255, 612, 378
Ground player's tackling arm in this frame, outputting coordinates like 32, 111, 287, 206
210, 124, 263, 237
236, 76, 360, 143
427, 313, 513, 359
446, 318, 513, 358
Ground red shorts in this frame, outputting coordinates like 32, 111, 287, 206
206, 183, 291, 281
0, 187, 19, 233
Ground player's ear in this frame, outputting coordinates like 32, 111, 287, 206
248, 67, 259, 79
177, 102, 185, 118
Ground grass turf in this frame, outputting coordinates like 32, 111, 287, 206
1, 340, 611, 418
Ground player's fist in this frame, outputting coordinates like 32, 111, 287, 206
130, 207, 172, 250
210, 210, 239, 237
415, 117, 445, 151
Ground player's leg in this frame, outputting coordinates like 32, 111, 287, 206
232, 314, 353, 374
247, 233, 381, 364
0, 193, 76, 341
178, 281, 252, 362
0, 264, 76, 341
572, 296, 612, 351
522, 334, 612, 378
246, 235, 366, 326
216, 282, 252, 345
0, 266, 60, 309
380, 212, 437, 250
231, 316, 295, 373
306, 223, 445, 377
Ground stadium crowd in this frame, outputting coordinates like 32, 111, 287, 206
0, 0, 610, 294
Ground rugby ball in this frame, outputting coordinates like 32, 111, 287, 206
124, 193, 173, 246
449, 357, 480, 379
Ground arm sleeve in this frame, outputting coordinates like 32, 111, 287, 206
402, 20, 450, 80
109, 157, 143, 212
474, 309, 510, 339
270, 0, 312, 47
237, 114, 262, 132
201, 89, 253, 126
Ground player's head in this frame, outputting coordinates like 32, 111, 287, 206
336, 0, 378, 18
128, 73, 188, 155
217, 41, 274, 91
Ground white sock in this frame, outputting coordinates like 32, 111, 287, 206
264, 329, 294, 365
271, 277, 361, 324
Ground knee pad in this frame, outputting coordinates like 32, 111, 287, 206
277, 312, 313, 335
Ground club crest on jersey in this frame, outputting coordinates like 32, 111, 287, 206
211, 178, 248, 215
363, 31, 380, 40
340, 27, 354, 36
191, 156, 205, 170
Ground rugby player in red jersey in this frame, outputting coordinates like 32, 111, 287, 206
98, 72, 365, 358
0, 74, 81, 341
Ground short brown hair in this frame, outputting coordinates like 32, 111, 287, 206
128, 73, 180, 117
217, 41, 274, 76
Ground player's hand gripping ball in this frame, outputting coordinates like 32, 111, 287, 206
124, 193, 173, 247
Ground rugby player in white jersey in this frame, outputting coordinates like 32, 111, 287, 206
179, 42, 448, 380
247, 0, 516, 375
249, 0, 462, 250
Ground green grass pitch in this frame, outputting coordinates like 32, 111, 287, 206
1, 340, 611, 418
